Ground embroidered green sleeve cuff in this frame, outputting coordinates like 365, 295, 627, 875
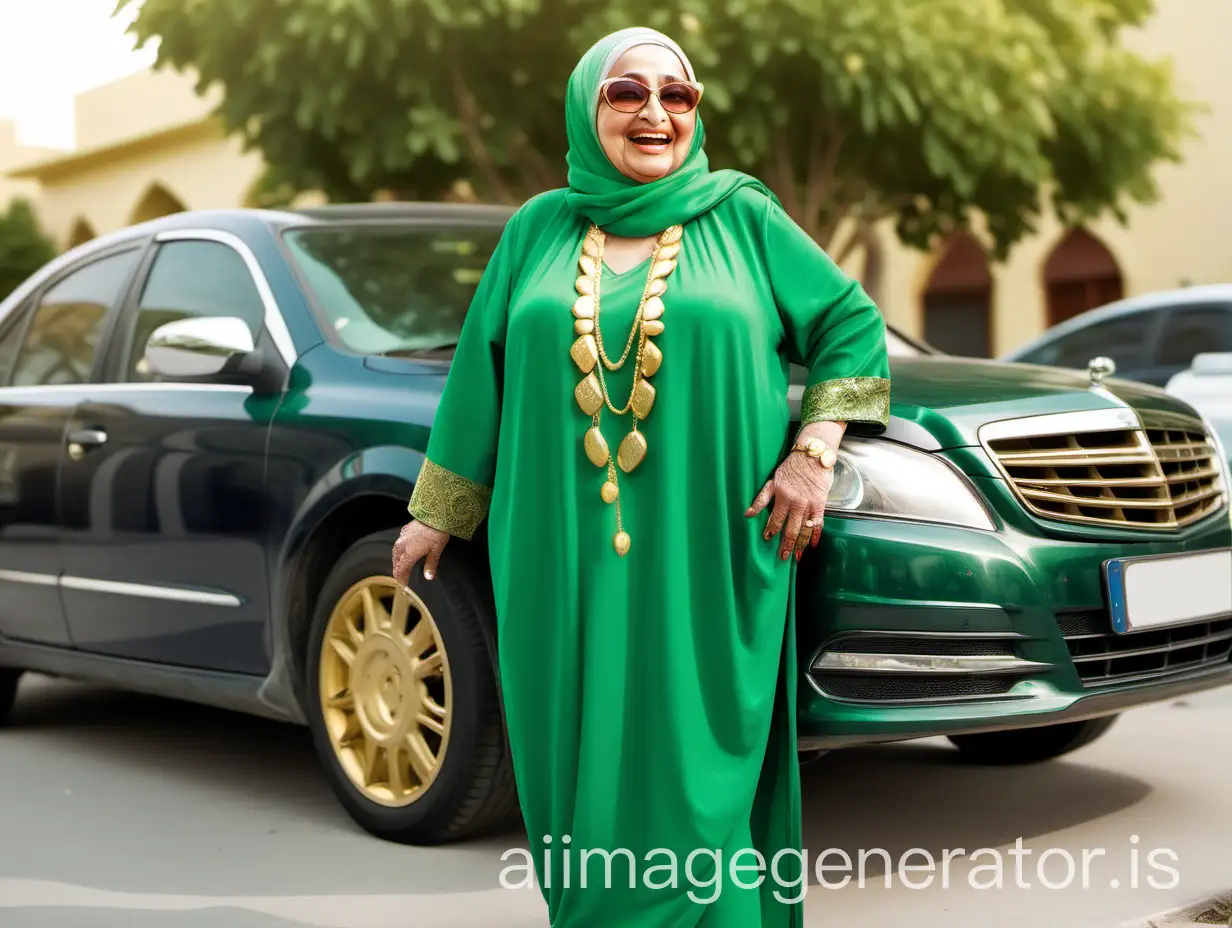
801, 376, 891, 428
407, 459, 493, 540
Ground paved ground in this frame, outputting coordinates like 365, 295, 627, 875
1, 673, 1228, 927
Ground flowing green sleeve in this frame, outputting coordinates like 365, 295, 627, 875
761, 200, 891, 432
407, 212, 522, 540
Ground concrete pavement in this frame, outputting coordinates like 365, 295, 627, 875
0, 674, 1228, 927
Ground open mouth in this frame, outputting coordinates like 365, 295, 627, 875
628, 131, 672, 154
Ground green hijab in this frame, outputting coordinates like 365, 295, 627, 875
563, 27, 776, 237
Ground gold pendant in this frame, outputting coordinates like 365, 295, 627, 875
641, 341, 662, 376
614, 532, 631, 556
650, 259, 676, 280
642, 297, 664, 321
576, 274, 595, 296
631, 380, 656, 419
584, 427, 610, 466
658, 226, 683, 245
572, 295, 595, 319
575, 318, 595, 335
575, 373, 603, 416
618, 431, 647, 472
658, 241, 681, 261
579, 254, 598, 279
601, 481, 619, 503
642, 319, 664, 337
570, 334, 598, 373
647, 278, 667, 298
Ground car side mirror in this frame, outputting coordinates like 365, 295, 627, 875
144, 316, 256, 379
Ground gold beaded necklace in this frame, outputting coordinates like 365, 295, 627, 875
570, 223, 682, 555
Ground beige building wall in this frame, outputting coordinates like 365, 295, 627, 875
871, 0, 1232, 355
74, 68, 219, 153
0, 119, 59, 210
7, 66, 262, 250
15, 125, 264, 249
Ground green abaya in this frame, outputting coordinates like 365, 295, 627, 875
408, 28, 890, 927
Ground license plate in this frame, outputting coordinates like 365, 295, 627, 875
1104, 547, 1232, 634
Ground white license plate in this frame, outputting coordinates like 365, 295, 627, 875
1104, 547, 1232, 633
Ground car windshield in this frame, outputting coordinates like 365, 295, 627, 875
283, 224, 503, 356
284, 221, 937, 360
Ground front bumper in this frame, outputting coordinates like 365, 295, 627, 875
794, 507, 1232, 750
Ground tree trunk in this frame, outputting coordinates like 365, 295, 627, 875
450, 63, 517, 205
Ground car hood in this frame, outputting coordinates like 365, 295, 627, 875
371, 352, 1205, 452
796, 356, 1207, 450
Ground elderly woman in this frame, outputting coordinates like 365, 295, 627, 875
393, 26, 890, 926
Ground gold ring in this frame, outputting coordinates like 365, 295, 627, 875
805, 519, 816, 528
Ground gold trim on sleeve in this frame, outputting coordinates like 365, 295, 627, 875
407, 459, 492, 540
801, 376, 891, 427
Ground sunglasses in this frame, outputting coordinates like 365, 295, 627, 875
599, 77, 704, 115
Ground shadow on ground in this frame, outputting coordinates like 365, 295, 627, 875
799, 739, 1151, 883
9, 674, 347, 825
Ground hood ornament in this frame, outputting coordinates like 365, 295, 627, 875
1087, 356, 1116, 387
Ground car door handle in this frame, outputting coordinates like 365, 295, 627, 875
66, 427, 107, 460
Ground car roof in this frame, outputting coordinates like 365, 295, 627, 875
0, 202, 520, 326
285, 202, 518, 225
1083, 283, 1232, 315
79, 202, 518, 248
1004, 283, 1232, 358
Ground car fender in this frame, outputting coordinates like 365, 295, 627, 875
257, 444, 501, 723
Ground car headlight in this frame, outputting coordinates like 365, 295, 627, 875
827, 438, 996, 531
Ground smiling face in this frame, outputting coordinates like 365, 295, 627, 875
596, 44, 698, 184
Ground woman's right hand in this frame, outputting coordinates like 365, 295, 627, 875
392, 520, 450, 586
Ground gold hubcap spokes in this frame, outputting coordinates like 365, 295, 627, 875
319, 577, 452, 808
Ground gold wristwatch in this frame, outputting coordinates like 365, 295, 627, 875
791, 437, 838, 469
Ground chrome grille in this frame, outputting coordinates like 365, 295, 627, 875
987, 423, 1227, 531
1059, 610, 1232, 687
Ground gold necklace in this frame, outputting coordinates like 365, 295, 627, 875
571, 223, 682, 556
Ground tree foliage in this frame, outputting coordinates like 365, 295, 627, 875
120, 0, 1199, 262
0, 198, 56, 303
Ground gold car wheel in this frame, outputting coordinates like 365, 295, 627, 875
318, 577, 452, 808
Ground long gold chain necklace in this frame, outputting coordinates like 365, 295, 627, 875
570, 223, 682, 556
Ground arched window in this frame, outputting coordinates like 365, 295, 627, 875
1043, 228, 1123, 326
922, 232, 993, 357
67, 218, 97, 249
128, 183, 188, 226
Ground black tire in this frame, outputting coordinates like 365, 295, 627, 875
305, 528, 519, 844
0, 668, 20, 725
948, 715, 1119, 765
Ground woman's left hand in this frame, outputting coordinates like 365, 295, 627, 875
746, 423, 845, 561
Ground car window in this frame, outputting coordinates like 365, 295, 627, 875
282, 224, 502, 356
8, 250, 139, 387
1154, 304, 1232, 368
124, 240, 266, 382
0, 304, 30, 385
1015, 313, 1150, 373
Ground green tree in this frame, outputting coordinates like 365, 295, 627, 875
0, 198, 56, 303
120, 0, 1198, 265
